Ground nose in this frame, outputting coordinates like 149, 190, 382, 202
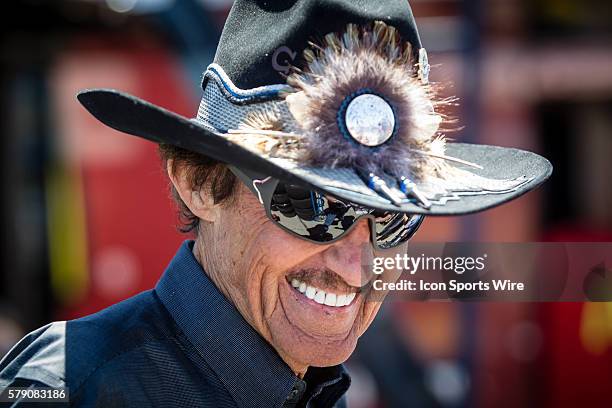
321, 218, 372, 288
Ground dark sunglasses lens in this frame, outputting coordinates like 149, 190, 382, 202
270, 184, 366, 243
373, 212, 424, 249
269, 183, 423, 248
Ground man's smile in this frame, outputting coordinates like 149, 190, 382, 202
284, 267, 364, 310
289, 277, 357, 307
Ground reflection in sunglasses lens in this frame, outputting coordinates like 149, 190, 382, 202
270, 183, 423, 248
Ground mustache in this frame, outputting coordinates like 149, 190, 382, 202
287, 268, 368, 292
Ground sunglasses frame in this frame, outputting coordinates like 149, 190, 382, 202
229, 165, 424, 250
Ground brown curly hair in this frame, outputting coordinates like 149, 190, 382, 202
158, 144, 237, 234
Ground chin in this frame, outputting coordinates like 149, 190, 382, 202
269, 304, 364, 368
275, 329, 359, 368
305, 341, 358, 367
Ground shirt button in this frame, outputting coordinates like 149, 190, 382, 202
288, 382, 304, 402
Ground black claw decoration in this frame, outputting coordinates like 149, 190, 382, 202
357, 169, 404, 207
399, 176, 432, 209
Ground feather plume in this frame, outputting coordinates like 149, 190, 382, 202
282, 21, 455, 182
224, 110, 305, 160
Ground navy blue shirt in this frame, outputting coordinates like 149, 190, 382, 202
0, 240, 350, 407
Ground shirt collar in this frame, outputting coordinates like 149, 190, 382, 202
155, 240, 350, 408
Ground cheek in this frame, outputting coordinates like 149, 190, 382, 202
220, 192, 304, 277
353, 244, 408, 335
235, 196, 329, 301
233, 190, 323, 273
356, 301, 384, 338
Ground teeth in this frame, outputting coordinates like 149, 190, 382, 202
324, 293, 337, 306
305, 286, 316, 299
289, 278, 357, 308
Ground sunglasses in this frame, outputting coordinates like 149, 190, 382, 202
229, 166, 424, 250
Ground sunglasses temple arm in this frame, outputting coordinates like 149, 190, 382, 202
228, 165, 278, 204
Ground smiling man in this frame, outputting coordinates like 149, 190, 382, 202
162, 145, 394, 380
0, 0, 551, 406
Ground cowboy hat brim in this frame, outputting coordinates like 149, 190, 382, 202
77, 88, 552, 216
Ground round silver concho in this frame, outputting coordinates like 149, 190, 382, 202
344, 93, 395, 147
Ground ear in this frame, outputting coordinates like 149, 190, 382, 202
166, 160, 217, 223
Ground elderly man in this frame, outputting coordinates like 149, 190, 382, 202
0, 0, 551, 406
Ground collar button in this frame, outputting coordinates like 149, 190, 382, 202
287, 381, 305, 403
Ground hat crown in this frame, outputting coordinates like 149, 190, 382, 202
213, 0, 422, 90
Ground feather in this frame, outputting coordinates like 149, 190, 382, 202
411, 150, 483, 169
224, 110, 305, 160
282, 21, 454, 183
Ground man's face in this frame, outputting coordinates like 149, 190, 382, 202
200, 182, 404, 370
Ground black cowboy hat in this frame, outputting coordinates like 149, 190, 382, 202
77, 0, 552, 215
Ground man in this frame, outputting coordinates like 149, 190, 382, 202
0, 0, 551, 406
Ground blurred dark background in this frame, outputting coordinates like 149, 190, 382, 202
1, 1, 611, 407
